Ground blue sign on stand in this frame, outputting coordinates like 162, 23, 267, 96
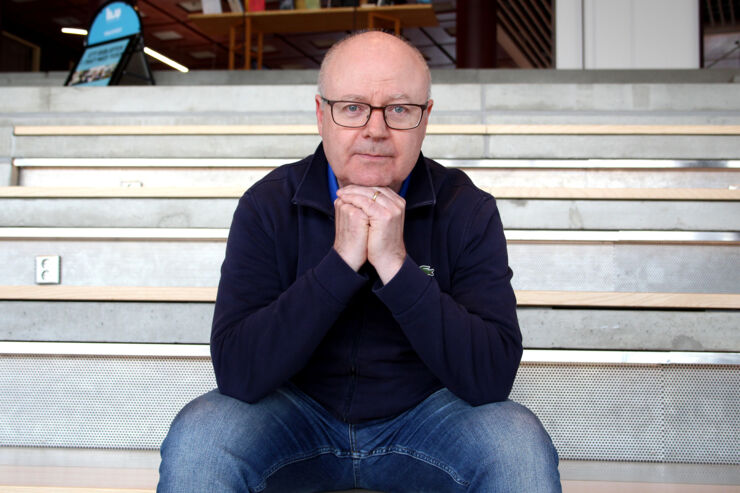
65, 0, 154, 86
66, 36, 134, 86
87, 1, 141, 45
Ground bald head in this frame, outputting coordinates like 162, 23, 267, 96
318, 31, 432, 100
314, 29, 434, 192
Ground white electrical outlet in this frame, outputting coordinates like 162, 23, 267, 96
35, 256, 61, 284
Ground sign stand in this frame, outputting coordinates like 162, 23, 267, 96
65, 0, 154, 86
117, 35, 154, 85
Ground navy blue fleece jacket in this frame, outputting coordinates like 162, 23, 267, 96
211, 144, 522, 423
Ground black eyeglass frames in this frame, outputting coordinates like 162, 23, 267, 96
321, 97, 429, 130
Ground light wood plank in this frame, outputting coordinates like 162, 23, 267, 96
14, 124, 740, 136
1, 286, 738, 309
0, 187, 247, 198
562, 481, 740, 493
13, 125, 318, 136
0, 488, 153, 493
1, 227, 736, 244
0, 465, 156, 490
515, 290, 740, 309
0, 286, 216, 302
189, 4, 437, 36
0, 227, 228, 240
483, 124, 740, 135
484, 186, 740, 201
1, 483, 738, 493
1, 186, 738, 201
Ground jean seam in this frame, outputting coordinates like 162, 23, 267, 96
254, 447, 350, 492
364, 445, 470, 487
349, 424, 361, 487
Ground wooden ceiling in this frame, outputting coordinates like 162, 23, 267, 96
5, 1, 738, 73
0, 0, 556, 72
703, 0, 740, 32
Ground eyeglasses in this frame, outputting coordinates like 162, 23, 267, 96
321, 97, 428, 130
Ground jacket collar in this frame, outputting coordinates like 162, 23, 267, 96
292, 142, 437, 216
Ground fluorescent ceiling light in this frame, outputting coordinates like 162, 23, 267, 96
190, 50, 216, 59
55, 16, 82, 26
59, 30, 190, 73
178, 1, 203, 12
153, 30, 183, 41
144, 47, 189, 72
61, 27, 88, 35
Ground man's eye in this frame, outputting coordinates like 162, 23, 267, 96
339, 104, 364, 113
389, 105, 408, 114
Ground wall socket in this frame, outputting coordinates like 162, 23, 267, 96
35, 255, 61, 284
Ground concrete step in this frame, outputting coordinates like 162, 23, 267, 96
0, 230, 737, 293
0, 345, 737, 464
10, 158, 740, 189
2, 195, 738, 230
1, 461, 740, 492
2, 461, 739, 492
1, 300, 737, 352
3, 83, 740, 115
8, 129, 740, 160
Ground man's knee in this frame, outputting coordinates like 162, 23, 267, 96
159, 390, 266, 492
162, 390, 228, 456
468, 400, 561, 491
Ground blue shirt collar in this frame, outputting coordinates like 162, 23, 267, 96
327, 163, 410, 202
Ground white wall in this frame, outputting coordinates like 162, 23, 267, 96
556, 0, 700, 69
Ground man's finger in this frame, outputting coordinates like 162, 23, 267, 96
337, 187, 404, 213
338, 185, 402, 202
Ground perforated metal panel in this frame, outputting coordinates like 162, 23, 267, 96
0, 355, 738, 465
663, 366, 740, 464
0, 355, 215, 449
511, 364, 666, 461
510, 364, 740, 464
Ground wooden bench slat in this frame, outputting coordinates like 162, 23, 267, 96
1, 286, 737, 309
1, 227, 737, 245
14, 124, 740, 136
0, 286, 216, 302
13, 125, 319, 136
1, 227, 737, 244
1, 186, 738, 201
515, 291, 740, 310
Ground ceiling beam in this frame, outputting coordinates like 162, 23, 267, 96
498, 5, 548, 67
497, 10, 542, 67
419, 27, 456, 64
518, 0, 552, 46
496, 24, 534, 68
705, 0, 716, 25
507, 0, 551, 63
730, 0, 736, 24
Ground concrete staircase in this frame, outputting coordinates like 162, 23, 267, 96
1, 69, 739, 491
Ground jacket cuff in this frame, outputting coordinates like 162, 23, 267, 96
374, 256, 433, 316
313, 248, 368, 306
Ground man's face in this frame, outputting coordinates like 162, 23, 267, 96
316, 34, 433, 192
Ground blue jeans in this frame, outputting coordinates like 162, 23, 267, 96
158, 385, 560, 492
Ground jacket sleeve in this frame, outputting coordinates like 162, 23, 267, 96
374, 194, 522, 405
210, 192, 367, 403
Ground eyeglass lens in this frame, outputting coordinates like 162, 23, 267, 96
332, 102, 422, 129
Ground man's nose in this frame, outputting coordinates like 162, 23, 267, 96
363, 107, 389, 136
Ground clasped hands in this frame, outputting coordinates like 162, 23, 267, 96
333, 185, 406, 284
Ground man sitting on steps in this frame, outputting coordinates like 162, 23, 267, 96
158, 30, 561, 493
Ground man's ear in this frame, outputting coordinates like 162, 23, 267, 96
418, 99, 434, 130
315, 95, 324, 137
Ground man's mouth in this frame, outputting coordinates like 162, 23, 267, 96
356, 152, 391, 160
